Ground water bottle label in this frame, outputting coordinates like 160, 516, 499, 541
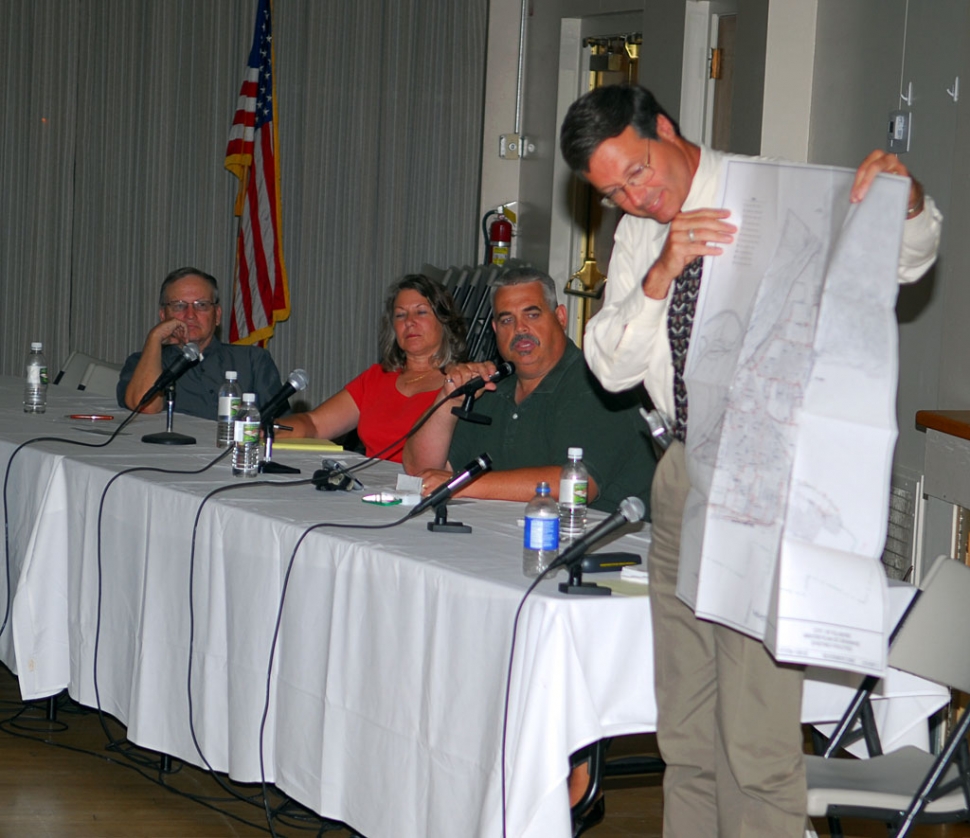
218, 395, 240, 418
27, 366, 48, 386
524, 517, 559, 550
559, 478, 588, 507
234, 420, 260, 444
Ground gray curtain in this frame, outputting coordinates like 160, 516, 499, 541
0, 0, 487, 407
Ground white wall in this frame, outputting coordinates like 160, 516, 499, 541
760, 0, 816, 160
479, 0, 526, 265
480, 0, 658, 273
808, 1, 966, 481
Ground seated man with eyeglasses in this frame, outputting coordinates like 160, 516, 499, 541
117, 266, 284, 420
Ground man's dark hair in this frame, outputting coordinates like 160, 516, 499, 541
559, 84, 682, 175
489, 266, 559, 313
158, 267, 220, 306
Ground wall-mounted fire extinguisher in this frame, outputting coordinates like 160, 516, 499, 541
486, 208, 514, 266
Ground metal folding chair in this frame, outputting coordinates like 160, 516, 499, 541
805, 556, 970, 837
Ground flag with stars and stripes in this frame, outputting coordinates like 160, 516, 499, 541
225, 0, 289, 345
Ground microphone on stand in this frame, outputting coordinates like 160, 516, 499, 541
138, 342, 202, 407
451, 362, 515, 425
408, 453, 493, 519
551, 497, 645, 596
550, 496, 645, 571
260, 369, 308, 429
451, 361, 515, 398
261, 369, 309, 475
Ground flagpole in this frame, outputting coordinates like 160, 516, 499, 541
229, 167, 250, 344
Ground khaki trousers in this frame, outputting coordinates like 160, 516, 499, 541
649, 442, 806, 837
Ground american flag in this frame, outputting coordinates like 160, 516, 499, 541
225, 0, 289, 345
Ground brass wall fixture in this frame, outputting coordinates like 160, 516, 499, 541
565, 33, 642, 334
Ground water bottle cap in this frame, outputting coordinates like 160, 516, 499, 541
536, 481, 551, 495
30, 342, 42, 351
242, 392, 256, 403
567, 447, 583, 459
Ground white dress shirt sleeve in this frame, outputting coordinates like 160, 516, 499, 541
898, 193, 943, 284
583, 215, 670, 394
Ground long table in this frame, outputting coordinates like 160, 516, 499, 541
0, 377, 948, 838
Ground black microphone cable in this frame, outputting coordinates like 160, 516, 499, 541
3, 441, 285, 833
91, 446, 235, 751
1, 403, 145, 642
251, 511, 415, 837
0, 695, 284, 836
499, 563, 560, 838
338, 386, 464, 475
2, 402, 225, 743
180, 483, 418, 836
249, 454, 493, 835
299, 398, 445, 489
94, 458, 339, 834
80, 419, 407, 827
181, 477, 320, 823
318, 366, 510, 488
180, 473, 418, 833
4, 394, 490, 834
497, 502, 641, 838
4, 441, 339, 836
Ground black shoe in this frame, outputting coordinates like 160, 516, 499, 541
572, 795, 605, 837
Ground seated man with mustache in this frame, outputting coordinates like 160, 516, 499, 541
403, 266, 656, 516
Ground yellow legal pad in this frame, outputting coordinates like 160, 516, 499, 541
270, 438, 345, 452
598, 579, 650, 597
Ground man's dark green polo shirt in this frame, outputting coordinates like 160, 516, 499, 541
448, 341, 656, 516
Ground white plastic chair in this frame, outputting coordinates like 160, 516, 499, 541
805, 555, 970, 837
53, 351, 100, 390
78, 360, 123, 397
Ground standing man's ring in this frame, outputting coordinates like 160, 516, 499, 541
688, 228, 696, 243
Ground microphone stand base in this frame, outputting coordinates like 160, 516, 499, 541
427, 502, 472, 534
559, 565, 611, 596
142, 431, 196, 445
451, 409, 492, 425
559, 580, 611, 596
452, 394, 492, 425
428, 521, 472, 534
260, 460, 301, 474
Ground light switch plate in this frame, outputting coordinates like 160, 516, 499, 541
888, 110, 912, 153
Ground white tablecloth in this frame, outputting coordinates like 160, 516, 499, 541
0, 377, 948, 838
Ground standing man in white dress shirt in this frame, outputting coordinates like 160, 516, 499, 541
559, 84, 942, 838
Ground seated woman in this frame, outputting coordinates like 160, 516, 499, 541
278, 274, 466, 462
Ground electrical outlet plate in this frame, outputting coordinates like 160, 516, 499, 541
888, 109, 912, 153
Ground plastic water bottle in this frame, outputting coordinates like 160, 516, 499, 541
216, 370, 242, 448
24, 342, 49, 414
231, 393, 261, 477
523, 481, 559, 578
559, 447, 588, 546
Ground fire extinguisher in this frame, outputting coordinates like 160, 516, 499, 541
486, 210, 513, 266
